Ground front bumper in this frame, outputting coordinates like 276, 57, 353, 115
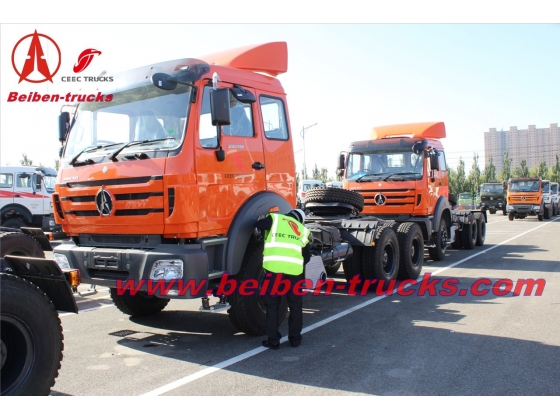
42, 216, 61, 233
506, 204, 541, 215
53, 243, 210, 299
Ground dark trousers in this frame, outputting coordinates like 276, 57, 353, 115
262, 272, 303, 346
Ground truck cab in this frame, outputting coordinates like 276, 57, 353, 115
542, 179, 553, 219
0, 165, 59, 233
480, 180, 506, 215
506, 177, 544, 221
551, 182, 559, 216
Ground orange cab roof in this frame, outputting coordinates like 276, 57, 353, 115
199, 42, 287, 76
370, 122, 446, 140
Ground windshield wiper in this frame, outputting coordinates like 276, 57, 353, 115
108, 138, 174, 161
382, 172, 416, 181
355, 173, 386, 182
69, 145, 104, 166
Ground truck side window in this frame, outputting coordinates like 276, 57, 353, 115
260, 96, 288, 140
0, 173, 13, 188
438, 151, 447, 171
223, 92, 254, 137
16, 174, 31, 189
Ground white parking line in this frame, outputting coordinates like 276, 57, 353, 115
141, 218, 555, 396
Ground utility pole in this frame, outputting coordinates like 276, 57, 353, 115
300, 123, 317, 178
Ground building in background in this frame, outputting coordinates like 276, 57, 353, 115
484, 124, 559, 173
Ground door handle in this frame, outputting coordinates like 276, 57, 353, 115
14, 194, 20, 197
252, 162, 265, 170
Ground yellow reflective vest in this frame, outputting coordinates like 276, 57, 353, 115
262, 213, 310, 275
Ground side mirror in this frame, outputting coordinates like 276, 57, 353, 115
210, 88, 231, 126
231, 85, 256, 104
337, 153, 346, 171
59, 112, 70, 142
430, 153, 440, 171
412, 139, 428, 155
152, 72, 178, 90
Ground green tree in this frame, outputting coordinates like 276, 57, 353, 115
54, 159, 60, 171
482, 157, 497, 183
311, 163, 321, 180
20, 153, 33, 166
468, 153, 481, 195
319, 167, 331, 183
551, 155, 560, 183
499, 150, 512, 182
456, 157, 467, 193
536, 160, 548, 179
519, 158, 529, 177
448, 167, 458, 195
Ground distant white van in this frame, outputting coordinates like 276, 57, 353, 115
325, 181, 343, 189
298, 179, 324, 205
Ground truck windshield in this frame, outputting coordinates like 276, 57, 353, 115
43, 175, 57, 193
62, 84, 192, 164
543, 182, 550, 193
346, 149, 423, 181
480, 184, 504, 194
509, 181, 539, 192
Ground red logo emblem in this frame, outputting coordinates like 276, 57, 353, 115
287, 220, 301, 236
11, 30, 61, 83
74, 49, 102, 73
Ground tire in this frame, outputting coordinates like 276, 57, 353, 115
382, 221, 399, 231
343, 246, 363, 282
428, 218, 448, 261
109, 289, 169, 316
0, 232, 45, 258
489, 210, 496, 215
396, 222, 423, 280
362, 226, 399, 282
304, 187, 364, 213
1, 218, 26, 229
227, 242, 287, 336
538, 213, 543, 221
508, 212, 514, 221
451, 226, 463, 249
544, 206, 550, 220
475, 213, 486, 246
461, 221, 477, 250
448, 193, 457, 207
0, 273, 63, 396
325, 261, 342, 276
502, 208, 507, 215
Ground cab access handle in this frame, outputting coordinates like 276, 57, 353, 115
252, 162, 265, 170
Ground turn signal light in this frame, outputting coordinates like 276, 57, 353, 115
66, 269, 81, 287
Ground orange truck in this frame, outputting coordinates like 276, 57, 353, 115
506, 177, 545, 221
336, 122, 487, 263
53, 42, 426, 335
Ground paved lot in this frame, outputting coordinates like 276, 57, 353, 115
49, 213, 560, 396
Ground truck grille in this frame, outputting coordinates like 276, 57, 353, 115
354, 188, 416, 213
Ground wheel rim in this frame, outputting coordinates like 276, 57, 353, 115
411, 236, 422, 267
1, 315, 35, 395
382, 243, 396, 276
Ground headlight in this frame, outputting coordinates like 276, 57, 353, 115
507, 205, 513, 211
54, 253, 71, 269
150, 260, 183, 280
533, 205, 541, 210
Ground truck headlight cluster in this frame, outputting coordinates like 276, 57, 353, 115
54, 253, 71, 269
533, 205, 541, 210
150, 260, 183, 280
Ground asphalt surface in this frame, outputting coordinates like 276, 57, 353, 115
48, 213, 560, 396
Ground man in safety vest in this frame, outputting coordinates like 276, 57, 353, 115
256, 208, 311, 350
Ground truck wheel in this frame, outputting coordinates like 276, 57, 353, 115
489, 210, 496, 215
109, 289, 169, 316
544, 206, 550, 220
451, 226, 463, 249
538, 213, 543, 221
362, 226, 399, 282
475, 213, 486, 246
502, 208, 507, 215
396, 222, 423, 280
228, 242, 287, 336
0, 273, 63, 396
325, 261, 342, 276
0, 232, 45, 258
343, 246, 363, 282
428, 218, 448, 261
461, 221, 477, 250
508, 212, 514, 221
304, 187, 364, 213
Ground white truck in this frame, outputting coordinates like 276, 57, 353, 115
0, 166, 60, 234
542, 179, 553, 219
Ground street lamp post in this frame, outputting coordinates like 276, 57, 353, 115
300, 123, 317, 178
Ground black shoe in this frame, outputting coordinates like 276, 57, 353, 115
289, 340, 301, 348
262, 340, 280, 350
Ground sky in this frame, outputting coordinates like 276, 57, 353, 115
1, 4, 559, 180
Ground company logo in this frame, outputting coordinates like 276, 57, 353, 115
374, 193, 387, 206
287, 220, 301, 236
521, 196, 526, 201
12, 30, 61, 83
74, 49, 102, 73
96, 188, 113, 216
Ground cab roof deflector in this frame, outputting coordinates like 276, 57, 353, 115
371, 122, 446, 140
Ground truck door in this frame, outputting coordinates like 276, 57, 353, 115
196, 84, 266, 234
14, 172, 42, 218
0, 172, 15, 206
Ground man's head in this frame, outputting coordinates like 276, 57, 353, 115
287, 208, 305, 224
